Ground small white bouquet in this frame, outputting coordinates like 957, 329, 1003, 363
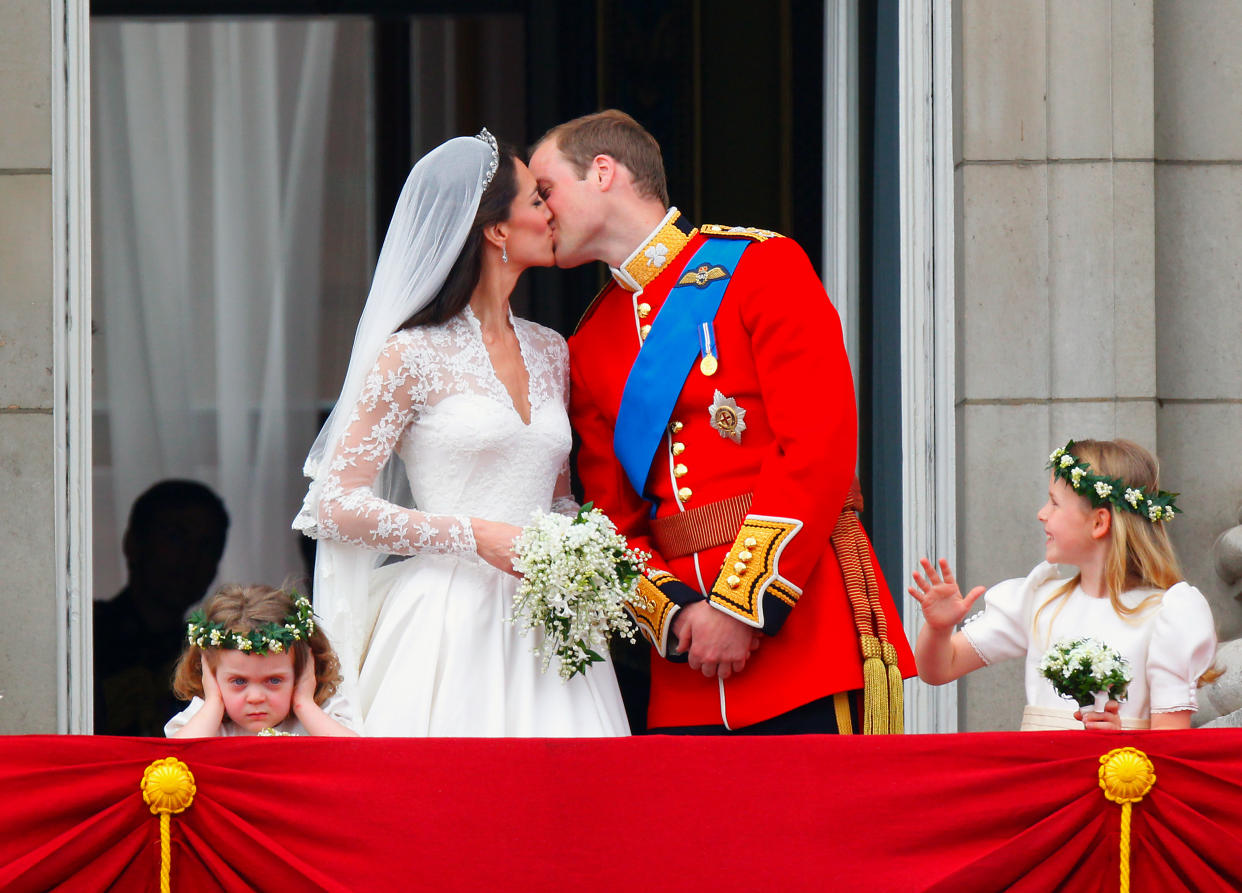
510, 502, 651, 681
1039, 637, 1132, 710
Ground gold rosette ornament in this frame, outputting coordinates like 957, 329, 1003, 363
141, 757, 196, 893
1098, 747, 1155, 893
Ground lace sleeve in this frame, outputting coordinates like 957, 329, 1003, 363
548, 330, 579, 518
316, 332, 477, 556
550, 461, 580, 517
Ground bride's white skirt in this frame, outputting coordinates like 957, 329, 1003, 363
357, 554, 630, 737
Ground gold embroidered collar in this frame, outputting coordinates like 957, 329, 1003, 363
611, 208, 698, 293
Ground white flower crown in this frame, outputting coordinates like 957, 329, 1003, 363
1048, 441, 1179, 523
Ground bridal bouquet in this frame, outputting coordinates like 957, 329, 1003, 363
510, 502, 651, 681
1039, 637, 1132, 709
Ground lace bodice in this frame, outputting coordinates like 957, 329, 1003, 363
313, 307, 576, 557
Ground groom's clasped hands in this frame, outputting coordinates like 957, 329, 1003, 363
672, 601, 762, 680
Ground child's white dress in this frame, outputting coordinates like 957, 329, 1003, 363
962, 562, 1217, 730
163, 692, 359, 737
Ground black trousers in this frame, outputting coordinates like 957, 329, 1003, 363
648, 690, 861, 736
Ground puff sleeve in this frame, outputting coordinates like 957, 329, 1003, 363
1147, 583, 1217, 714
962, 563, 1062, 666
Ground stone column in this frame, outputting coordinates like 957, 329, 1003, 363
1153, 0, 1242, 643
0, 0, 57, 733
955, 0, 1159, 730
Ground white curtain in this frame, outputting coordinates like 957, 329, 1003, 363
92, 20, 337, 596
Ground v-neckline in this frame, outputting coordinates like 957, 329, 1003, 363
464, 305, 533, 427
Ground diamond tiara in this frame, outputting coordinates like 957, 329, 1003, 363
476, 127, 499, 190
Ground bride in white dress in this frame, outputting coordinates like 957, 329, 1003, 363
295, 131, 629, 736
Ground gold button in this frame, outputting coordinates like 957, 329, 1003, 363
669, 421, 684, 434
738, 550, 752, 561
671, 441, 685, 456
639, 324, 652, 339
744, 536, 758, 548
733, 561, 747, 574
673, 463, 688, 478
637, 302, 651, 319
727, 575, 741, 588
677, 486, 692, 502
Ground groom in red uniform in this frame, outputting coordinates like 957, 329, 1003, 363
530, 110, 916, 733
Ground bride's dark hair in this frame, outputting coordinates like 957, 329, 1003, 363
401, 143, 519, 328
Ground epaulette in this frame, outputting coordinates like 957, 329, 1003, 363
573, 278, 615, 333
699, 224, 784, 242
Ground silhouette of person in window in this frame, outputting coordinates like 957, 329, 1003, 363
94, 479, 229, 736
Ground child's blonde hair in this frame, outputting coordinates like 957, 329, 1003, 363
1035, 439, 1182, 639
172, 582, 341, 705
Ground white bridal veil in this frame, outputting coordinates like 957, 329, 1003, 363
294, 130, 499, 685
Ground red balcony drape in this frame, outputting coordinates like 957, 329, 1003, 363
3, 730, 1242, 892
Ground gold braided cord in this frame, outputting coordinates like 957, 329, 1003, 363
159, 814, 172, 893
1098, 747, 1155, 893
1119, 803, 1133, 893
833, 691, 854, 735
831, 490, 904, 734
141, 758, 196, 893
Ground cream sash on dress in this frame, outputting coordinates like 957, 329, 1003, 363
1020, 704, 1150, 731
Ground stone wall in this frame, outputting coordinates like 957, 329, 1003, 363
1153, 0, 1242, 642
954, 0, 1242, 731
0, 0, 57, 733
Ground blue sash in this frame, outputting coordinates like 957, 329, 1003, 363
613, 237, 749, 497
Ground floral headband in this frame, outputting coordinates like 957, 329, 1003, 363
186, 594, 315, 655
1047, 441, 1179, 523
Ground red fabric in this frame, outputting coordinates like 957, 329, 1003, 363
4, 731, 1242, 892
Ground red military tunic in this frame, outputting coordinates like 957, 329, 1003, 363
569, 209, 916, 730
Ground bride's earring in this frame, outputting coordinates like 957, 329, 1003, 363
502, 242, 509, 264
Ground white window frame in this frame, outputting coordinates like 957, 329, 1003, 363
54, 0, 93, 733
898, 0, 957, 733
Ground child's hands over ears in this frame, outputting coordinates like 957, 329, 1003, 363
909, 558, 986, 631
200, 654, 223, 705
293, 658, 318, 715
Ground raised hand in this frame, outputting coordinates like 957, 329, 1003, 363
908, 557, 985, 631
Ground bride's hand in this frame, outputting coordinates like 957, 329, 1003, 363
473, 518, 523, 577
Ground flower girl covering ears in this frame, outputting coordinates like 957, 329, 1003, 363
166, 584, 359, 737
910, 439, 1217, 732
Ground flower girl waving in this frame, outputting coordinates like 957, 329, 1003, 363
166, 584, 359, 737
910, 439, 1217, 731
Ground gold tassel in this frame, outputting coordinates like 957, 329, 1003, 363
141, 758, 196, 893
884, 641, 905, 734
860, 634, 888, 735
1099, 748, 1156, 893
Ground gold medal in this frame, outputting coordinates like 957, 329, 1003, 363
699, 355, 718, 376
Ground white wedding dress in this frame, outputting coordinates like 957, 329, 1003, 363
314, 306, 629, 737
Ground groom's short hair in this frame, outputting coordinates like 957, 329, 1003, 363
537, 110, 669, 206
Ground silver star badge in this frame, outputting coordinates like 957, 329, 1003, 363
708, 390, 746, 444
